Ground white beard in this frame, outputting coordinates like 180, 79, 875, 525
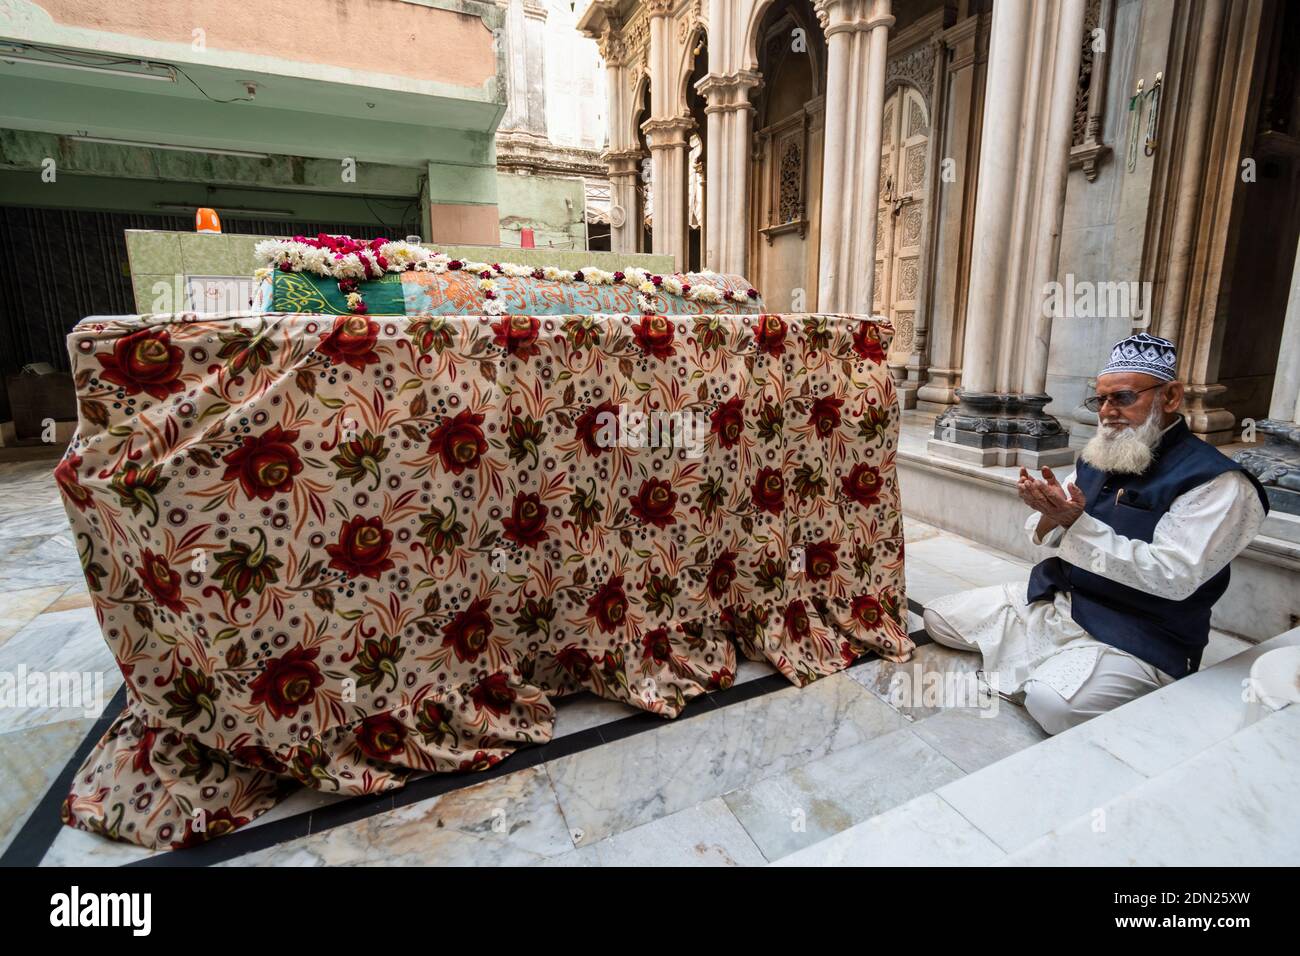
1080, 403, 1165, 474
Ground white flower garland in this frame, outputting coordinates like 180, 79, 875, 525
253, 236, 759, 315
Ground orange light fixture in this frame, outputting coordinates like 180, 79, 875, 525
195, 207, 222, 233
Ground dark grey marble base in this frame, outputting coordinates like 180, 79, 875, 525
1234, 419, 1300, 516
932, 390, 1071, 453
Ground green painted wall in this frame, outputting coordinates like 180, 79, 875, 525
496, 172, 588, 251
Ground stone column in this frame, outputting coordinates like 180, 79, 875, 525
641, 0, 690, 269
814, 0, 892, 312
815, 0, 855, 310
957, 0, 1031, 397
848, 0, 895, 314
725, 82, 758, 277
916, 14, 984, 412
592, 19, 638, 254
644, 118, 693, 270
606, 147, 642, 253
1236, 234, 1300, 515
929, 0, 1086, 469
1022, 0, 1087, 396
704, 104, 723, 271
1150, 0, 1257, 445
901, 34, 952, 409
697, 71, 762, 277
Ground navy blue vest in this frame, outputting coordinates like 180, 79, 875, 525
1026, 418, 1268, 679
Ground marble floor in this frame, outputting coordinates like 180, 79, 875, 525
0, 455, 1257, 866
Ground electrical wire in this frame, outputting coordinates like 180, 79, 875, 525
5, 41, 256, 104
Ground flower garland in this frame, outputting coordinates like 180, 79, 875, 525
253, 234, 759, 316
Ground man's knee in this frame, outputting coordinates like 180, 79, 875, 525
922, 608, 978, 652
1023, 681, 1081, 736
1025, 651, 1165, 735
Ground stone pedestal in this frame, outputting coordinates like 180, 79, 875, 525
927, 390, 1075, 468
1236, 420, 1300, 515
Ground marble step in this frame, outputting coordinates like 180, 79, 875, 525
773, 626, 1300, 866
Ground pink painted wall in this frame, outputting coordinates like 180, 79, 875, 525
428, 202, 499, 244
35, 0, 496, 87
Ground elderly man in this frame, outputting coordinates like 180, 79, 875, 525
923, 333, 1270, 735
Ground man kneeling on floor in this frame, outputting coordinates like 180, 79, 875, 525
923, 333, 1269, 735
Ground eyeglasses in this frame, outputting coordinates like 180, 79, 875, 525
1082, 382, 1165, 413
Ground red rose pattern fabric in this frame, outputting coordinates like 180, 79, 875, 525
57, 309, 910, 849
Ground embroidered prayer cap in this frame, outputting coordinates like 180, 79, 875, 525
1100, 332, 1177, 382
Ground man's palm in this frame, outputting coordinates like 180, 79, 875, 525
1018, 466, 1086, 528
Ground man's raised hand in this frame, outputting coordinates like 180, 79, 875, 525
1019, 466, 1086, 532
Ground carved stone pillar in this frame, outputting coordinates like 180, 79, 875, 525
606, 147, 642, 254
849, 0, 895, 314
815, 0, 854, 310
592, 17, 638, 255
704, 102, 723, 271
1144, 0, 1268, 445
697, 71, 762, 276
929, 0, 1087, 468
916, 13, 985, 413
644, 117, 693, 269
894, 26, 954, 410
815, 0, 893, 312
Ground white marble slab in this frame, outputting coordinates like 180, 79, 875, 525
733, 658, 778, 684
1066, 629, 1300, 778
0, 585, 66, 648
906, 535, 1032, 587
0, 503, 73, 540
908, 700, 1049, 774
904, 557, 979, 606
546, 673, 907, 847
722, 726, 965, 861
551, 692, 640, 739
934, 732, 1146, 854
772, 791, 1007, 866
0, 605, 122, 734
541, 797, 767, 867
42, 822, 160, 867
1006, 707, 1300, 866
0, 715, 96, 856
848, 641, 983, 721
902, 516, 944, 543
221, 764, 574, 866
1202, 630, 1252, 668
0, 533, 87, 588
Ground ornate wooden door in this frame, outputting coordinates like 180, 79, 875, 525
875, 86, 929, 371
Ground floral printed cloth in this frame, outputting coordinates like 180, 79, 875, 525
55, 297, 910, 849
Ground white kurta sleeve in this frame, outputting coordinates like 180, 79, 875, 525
1054, 470, 1265, 601
1023, 469, 1076, 549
